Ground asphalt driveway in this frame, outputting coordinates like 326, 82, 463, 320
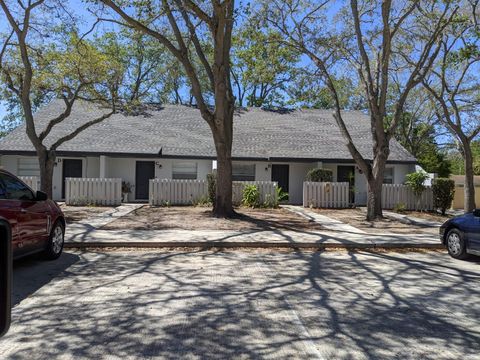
1, 250, 479, 359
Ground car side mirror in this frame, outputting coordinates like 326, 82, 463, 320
0, 219, 12, 337
473, 209, 480, 218
35, 191, 48, 201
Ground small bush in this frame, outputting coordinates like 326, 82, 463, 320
242, 184, 260, 207
305, 168, 333, 182
207, 173, 216, 204
277, 187, 289, 202
405, 171, 429, 211
405, 172, 428, 196
122, 181, 132, 194
432, 178, 455, 215
393, 203, 406, 213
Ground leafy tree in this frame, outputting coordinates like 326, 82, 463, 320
261, 0, 458, 220
100, 0, 236, 217
393, 111, 451, 177
422, 3, 480, 212
0, 1, 122, 198
290, 74, 366, 110
231, 26, 300, 107
448, 140, 480, 175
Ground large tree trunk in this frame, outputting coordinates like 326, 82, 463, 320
214, 139, 234, 217
37, 148, 55, 199
365, 149, 388, 221
366, 177, 383, 221
463, 143, 476, 212
211, 105, 234, 217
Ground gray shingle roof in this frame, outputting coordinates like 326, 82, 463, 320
0, 100, 416, 163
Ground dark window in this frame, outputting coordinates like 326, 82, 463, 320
0, 174, 34, 201
383, 167, 394, 184
172, 162, 198, 180
232, 164, 255, 181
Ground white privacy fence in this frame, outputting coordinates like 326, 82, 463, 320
303, 182, 350, 208
149, 179, 208, 206
381, 184, 433, 211
303, 182, 434, 210
19, 176, 40, 192
65, 178, 122, 206
232, 181, 278, 206
149, 179, 278, 206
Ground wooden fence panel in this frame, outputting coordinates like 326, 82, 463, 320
65, 178, 122, 206
303, 182, 350, 208
149, 179, 278, 206
381, 184, 433, 211
149, 179, 208, 206
19, 176, 39, 192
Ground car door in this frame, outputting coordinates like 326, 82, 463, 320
0, 173, 49, 253
0, 181, 23, 256
466, 212, 480, 252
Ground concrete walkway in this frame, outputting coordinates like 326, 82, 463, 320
282, 205, 366, 233
67, 203, 143, 233
382, 210, 442, 228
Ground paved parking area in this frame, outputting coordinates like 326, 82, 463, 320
1, 250, 479, 359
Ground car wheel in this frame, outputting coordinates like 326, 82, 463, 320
44, 221, 64, 260
446, 228, 469, 260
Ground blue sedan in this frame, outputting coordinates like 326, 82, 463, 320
440, 209, 480, 259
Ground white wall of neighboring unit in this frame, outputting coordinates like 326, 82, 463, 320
1, 154, 417, 204
105, 157, 214, 201
0, 155, 19, 173
288, 163, 316, 204
232, 160, 316, 204
317, 162, 415, 206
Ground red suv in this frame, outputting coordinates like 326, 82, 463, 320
0, 170, 65, 260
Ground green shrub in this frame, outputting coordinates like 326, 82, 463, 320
405, 171, 428, 196
242, 184, 260, 208
305, 168, 333, 182
405, 171, 429, 210
432, 178, 455, 215
207, 173, 216, 204
393, 202, 406, 213
276, 187, 289, 202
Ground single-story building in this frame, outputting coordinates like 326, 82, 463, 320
0, 101, 416, 204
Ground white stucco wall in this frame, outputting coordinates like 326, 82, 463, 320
0, 155, 98, 200
231, 160, 315, 205
1, 154, 417, 204
105, 157, 214, 201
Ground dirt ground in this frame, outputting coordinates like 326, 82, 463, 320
101, 206, 324, 231
59, 204, 113, 224
312, 208, 440, 235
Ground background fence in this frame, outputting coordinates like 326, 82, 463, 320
303, 182, 434, 210
149, 179, 278, 206
19, 176, 39, 192
149, 179, 208, 206
65, 178, 122, 206
381, 184, 433, 211
303, 182, 350, 208
451, 185, 480, 210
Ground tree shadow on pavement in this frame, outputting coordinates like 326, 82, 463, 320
1, 249, 479, 359
12, 252, 80, 306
